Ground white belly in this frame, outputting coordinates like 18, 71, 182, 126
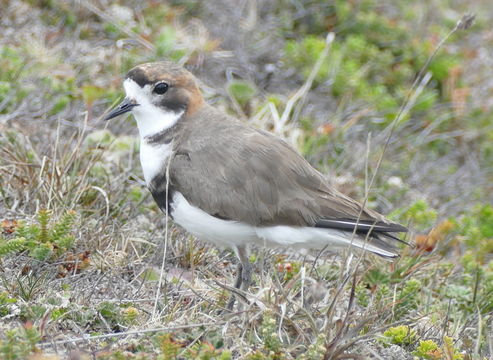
170, 192, 258, 248
169, 191, 396, 257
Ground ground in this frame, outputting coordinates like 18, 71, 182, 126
0, 0, 492, 359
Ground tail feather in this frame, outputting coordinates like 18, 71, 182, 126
315, 218, 408, 233
343, 234, 399, 258
313, 217, 408, 258
255, 223, 407, 259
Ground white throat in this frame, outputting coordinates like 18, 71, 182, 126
123, 79, 183, 185
123, 78, 184, 138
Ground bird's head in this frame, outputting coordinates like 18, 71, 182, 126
104, 61, 204, 137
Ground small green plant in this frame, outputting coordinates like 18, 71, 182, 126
10, 272, 46, 302
98, 301, 123, 330
0, 209, 77, 261
442, 336, 464, 360
186, 342, 232, 360
413, 337, 464, 360
157, 333, 182, 360
395, 278, 422, 317
457, 204, 493, 255
0, 46, 28, 114
276, 259, 302, 281
121, 306, 139, 324
0, 323, 41, 360
390, 199, 438, 230
228, 80, 257, 109
299, 333, 326, 360
155, 333, 231, 360
0, 291, 17, 318
413, 340, 442, 359
380, 325, 416, 347
258, 312, 281, 356
154, 26, 187, 61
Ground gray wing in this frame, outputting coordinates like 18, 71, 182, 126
170, 116, 406, 235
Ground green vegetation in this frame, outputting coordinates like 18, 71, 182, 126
0, 209, 77, 260
412, 337, 464, 360
0, 0, 491, 359
380, 325, 416, 347
282, 1, 460, 124
0, 324, 41, 360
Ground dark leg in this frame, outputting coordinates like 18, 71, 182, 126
240, 259, 252, 291
226, 245, 251, 310
226, 262, 243, 310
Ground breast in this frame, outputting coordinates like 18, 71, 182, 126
139, 140, 173, 185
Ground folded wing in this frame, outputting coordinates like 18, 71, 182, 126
169, 108, 407, 255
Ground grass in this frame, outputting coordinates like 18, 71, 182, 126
0, 0, 492, 359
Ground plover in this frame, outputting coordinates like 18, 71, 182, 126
104, 61, 408, 308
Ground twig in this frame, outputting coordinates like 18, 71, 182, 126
474, 306, 482, 358
90, 186, 110, 219
79, 1, 155, 51
362, 15, 475, 214
46, 120, 61, 210
38, 322, 225, 347
152, 148, 174, 319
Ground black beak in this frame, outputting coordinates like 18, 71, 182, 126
103, 98, 139, 121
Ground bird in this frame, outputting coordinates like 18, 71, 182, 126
104, 61, 408, 309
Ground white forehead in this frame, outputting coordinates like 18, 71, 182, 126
123, 78, 153, 105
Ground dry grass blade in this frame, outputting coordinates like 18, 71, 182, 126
275, 32, 335, 134
79, 1, 155, 51
152, 148, 174, 320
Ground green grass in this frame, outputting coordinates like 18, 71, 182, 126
0, 0, 491, 359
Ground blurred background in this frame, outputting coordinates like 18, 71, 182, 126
0, 0, 492, 358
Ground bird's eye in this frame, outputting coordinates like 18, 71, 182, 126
153, 82, 169, 95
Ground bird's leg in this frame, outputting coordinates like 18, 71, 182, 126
226, 262, 243, 310
226, 245, 251, 310
240, 258, 252, 292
